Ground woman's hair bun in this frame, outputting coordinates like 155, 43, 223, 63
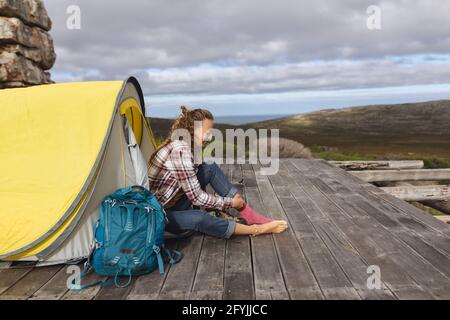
180, 105, 191, 117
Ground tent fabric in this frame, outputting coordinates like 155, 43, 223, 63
0, 78, 156, 263
125, 117, 150, 189
36, 110, 137, 263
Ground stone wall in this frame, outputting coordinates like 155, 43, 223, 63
0, 0, 56, 88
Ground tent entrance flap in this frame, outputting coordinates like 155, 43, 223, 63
120, 98, 143, 146
124, 118, 149, 189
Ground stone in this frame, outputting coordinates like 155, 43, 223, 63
0, 0, 51, 31
0, 81, 26, 89
0, 42, 55, 70
0, 50, 51, 85
0, 17, 55, 53
0, 0, 55, 88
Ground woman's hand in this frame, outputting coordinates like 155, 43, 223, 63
232, 193, 245, 210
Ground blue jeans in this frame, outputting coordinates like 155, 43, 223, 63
165, 161, 238, 239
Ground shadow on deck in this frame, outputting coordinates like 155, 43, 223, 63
1, 159, 450, 300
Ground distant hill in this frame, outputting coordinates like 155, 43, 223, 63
214, 114, 292, 125
243, 100, 450, 159
147, 118, 173, 139
148, 100, 450, 160
249, 100, 450, 136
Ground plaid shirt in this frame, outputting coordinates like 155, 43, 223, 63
148, 140, 233, 210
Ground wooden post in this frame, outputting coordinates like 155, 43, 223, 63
388, 181, 450, 217
329, 160, 424, 171
435, 215, 450, 224
380, 185, 450, 201
350, 169, 450, 182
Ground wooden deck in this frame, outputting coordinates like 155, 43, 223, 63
1, 159, 450, 300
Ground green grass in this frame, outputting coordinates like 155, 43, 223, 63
412, 202, 444, 216
154, 136, 166, 147
422, 157, 450, 169
310, 145, 376, 161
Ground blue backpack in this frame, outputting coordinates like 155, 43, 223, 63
72, 185, 182, 289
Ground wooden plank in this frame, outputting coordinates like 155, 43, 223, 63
0, 268, 33, 296
381, 185, 450, 201
313, 162, 450, 272
335, 184, 449, 259
229, 163, 244, 184
316, 159, 367, 186
158, 234, 204, 300
322, 162, 450, 250
288, 159, 437, 299
254, 167, 324, 300
351, 168, 450, 182
222, 164, 255, 300
94, 278, 135, 300
245, 186, 289, 300
314, 199, 435, 299
350, 190, 450, 257
190, 236, 226, 299
375, 192, 450, 237
223, 236, 255, 300
224, 163, 245, 219
241, 163, 257, 187
62, 268, 108, 300
126, 267, 169, 300
281, 162, 394, 299
277, 161, 394, 299
0, 265, 63, 300
313, 220, 395, 300
255, 163, 360, 300
241, 166, 289, 299
315, 159, 450, 237
29, 264, 75, 300
330, 160, 424, 170
296, 160, 449, 298
436, 215, 450, 224
290, 230, 359, 300
126, 239, 178, 300
355, 218, 450, 299
298, 160, 450, 299
393, 231, 450, 278
270, 198, 325, 300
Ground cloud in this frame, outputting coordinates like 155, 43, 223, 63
136, 58, 450, 95
44, 0, 450, 96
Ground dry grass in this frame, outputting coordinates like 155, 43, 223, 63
258, 137, 312, 159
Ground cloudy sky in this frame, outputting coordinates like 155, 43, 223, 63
44, 0, 450, 118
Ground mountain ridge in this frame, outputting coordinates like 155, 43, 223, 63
148, 99, 450, 158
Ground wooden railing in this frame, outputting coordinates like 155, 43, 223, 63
329, 160, 450, 223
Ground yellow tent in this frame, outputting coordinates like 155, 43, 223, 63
0, 77, 156, 264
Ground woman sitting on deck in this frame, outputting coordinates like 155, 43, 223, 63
148, 106, 288, 239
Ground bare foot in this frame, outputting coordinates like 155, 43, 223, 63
253, 220, 288, 236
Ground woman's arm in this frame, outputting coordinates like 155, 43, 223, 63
167, 143, 233, 210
